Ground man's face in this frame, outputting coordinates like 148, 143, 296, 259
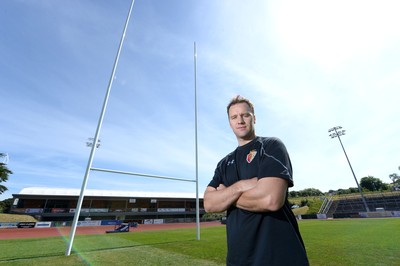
228, 102, 256, 142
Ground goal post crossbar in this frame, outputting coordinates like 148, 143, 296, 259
90, 167, 196, 183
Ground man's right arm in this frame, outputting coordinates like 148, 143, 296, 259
203, 178, 257, 213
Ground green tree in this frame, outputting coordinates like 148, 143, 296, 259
388, 165, 400, 185
360, 176, 384, 191
348, 187, 359, 193
389, 174, 399, 184
0, 198, 13, 213
0, 162, 13, 194
298, 188, 323, 197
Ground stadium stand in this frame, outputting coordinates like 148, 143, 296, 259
10, 187, 204, 224
322, 191, 400, 218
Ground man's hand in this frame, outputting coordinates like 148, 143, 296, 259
235, 177, 288, 212
217, 183, 226, 190
203, 177, 258, 213
236, 177, 258, 192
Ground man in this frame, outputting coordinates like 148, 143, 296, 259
204, 95, 309, 266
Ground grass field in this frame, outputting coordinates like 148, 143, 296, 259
1, 218, 399, 265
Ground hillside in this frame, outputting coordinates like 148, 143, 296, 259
0, 214, 37, 222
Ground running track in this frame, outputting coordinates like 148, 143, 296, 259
0, 221, 222, 240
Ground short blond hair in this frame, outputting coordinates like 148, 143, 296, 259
226, 95, 254, 115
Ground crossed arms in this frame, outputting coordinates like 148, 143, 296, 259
203, 177, 288, 213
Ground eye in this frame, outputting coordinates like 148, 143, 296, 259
230, 115, 237, 120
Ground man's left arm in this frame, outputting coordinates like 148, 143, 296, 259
234, 177, 288, 212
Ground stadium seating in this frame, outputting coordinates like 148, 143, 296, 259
322, 192, 400, 218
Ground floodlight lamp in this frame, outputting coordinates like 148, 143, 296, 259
86, 138, 101, 148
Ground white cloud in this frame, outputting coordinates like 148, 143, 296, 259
272, 1, 400, 72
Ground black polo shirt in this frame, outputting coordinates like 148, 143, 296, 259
208, 137, 309, 266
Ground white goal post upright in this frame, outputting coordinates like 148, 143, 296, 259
194, 41, 200, 240
66, 0, 136, 256
66, 0, 201, 256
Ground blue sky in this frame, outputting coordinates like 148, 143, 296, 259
1, 0, 400, 200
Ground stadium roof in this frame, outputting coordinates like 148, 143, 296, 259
14, 187, 201, 199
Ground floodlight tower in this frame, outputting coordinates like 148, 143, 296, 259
328, 126, 370, 212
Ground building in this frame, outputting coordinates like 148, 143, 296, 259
11, 187, 205, 223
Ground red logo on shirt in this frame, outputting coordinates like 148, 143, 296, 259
246, 149, 257, 163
